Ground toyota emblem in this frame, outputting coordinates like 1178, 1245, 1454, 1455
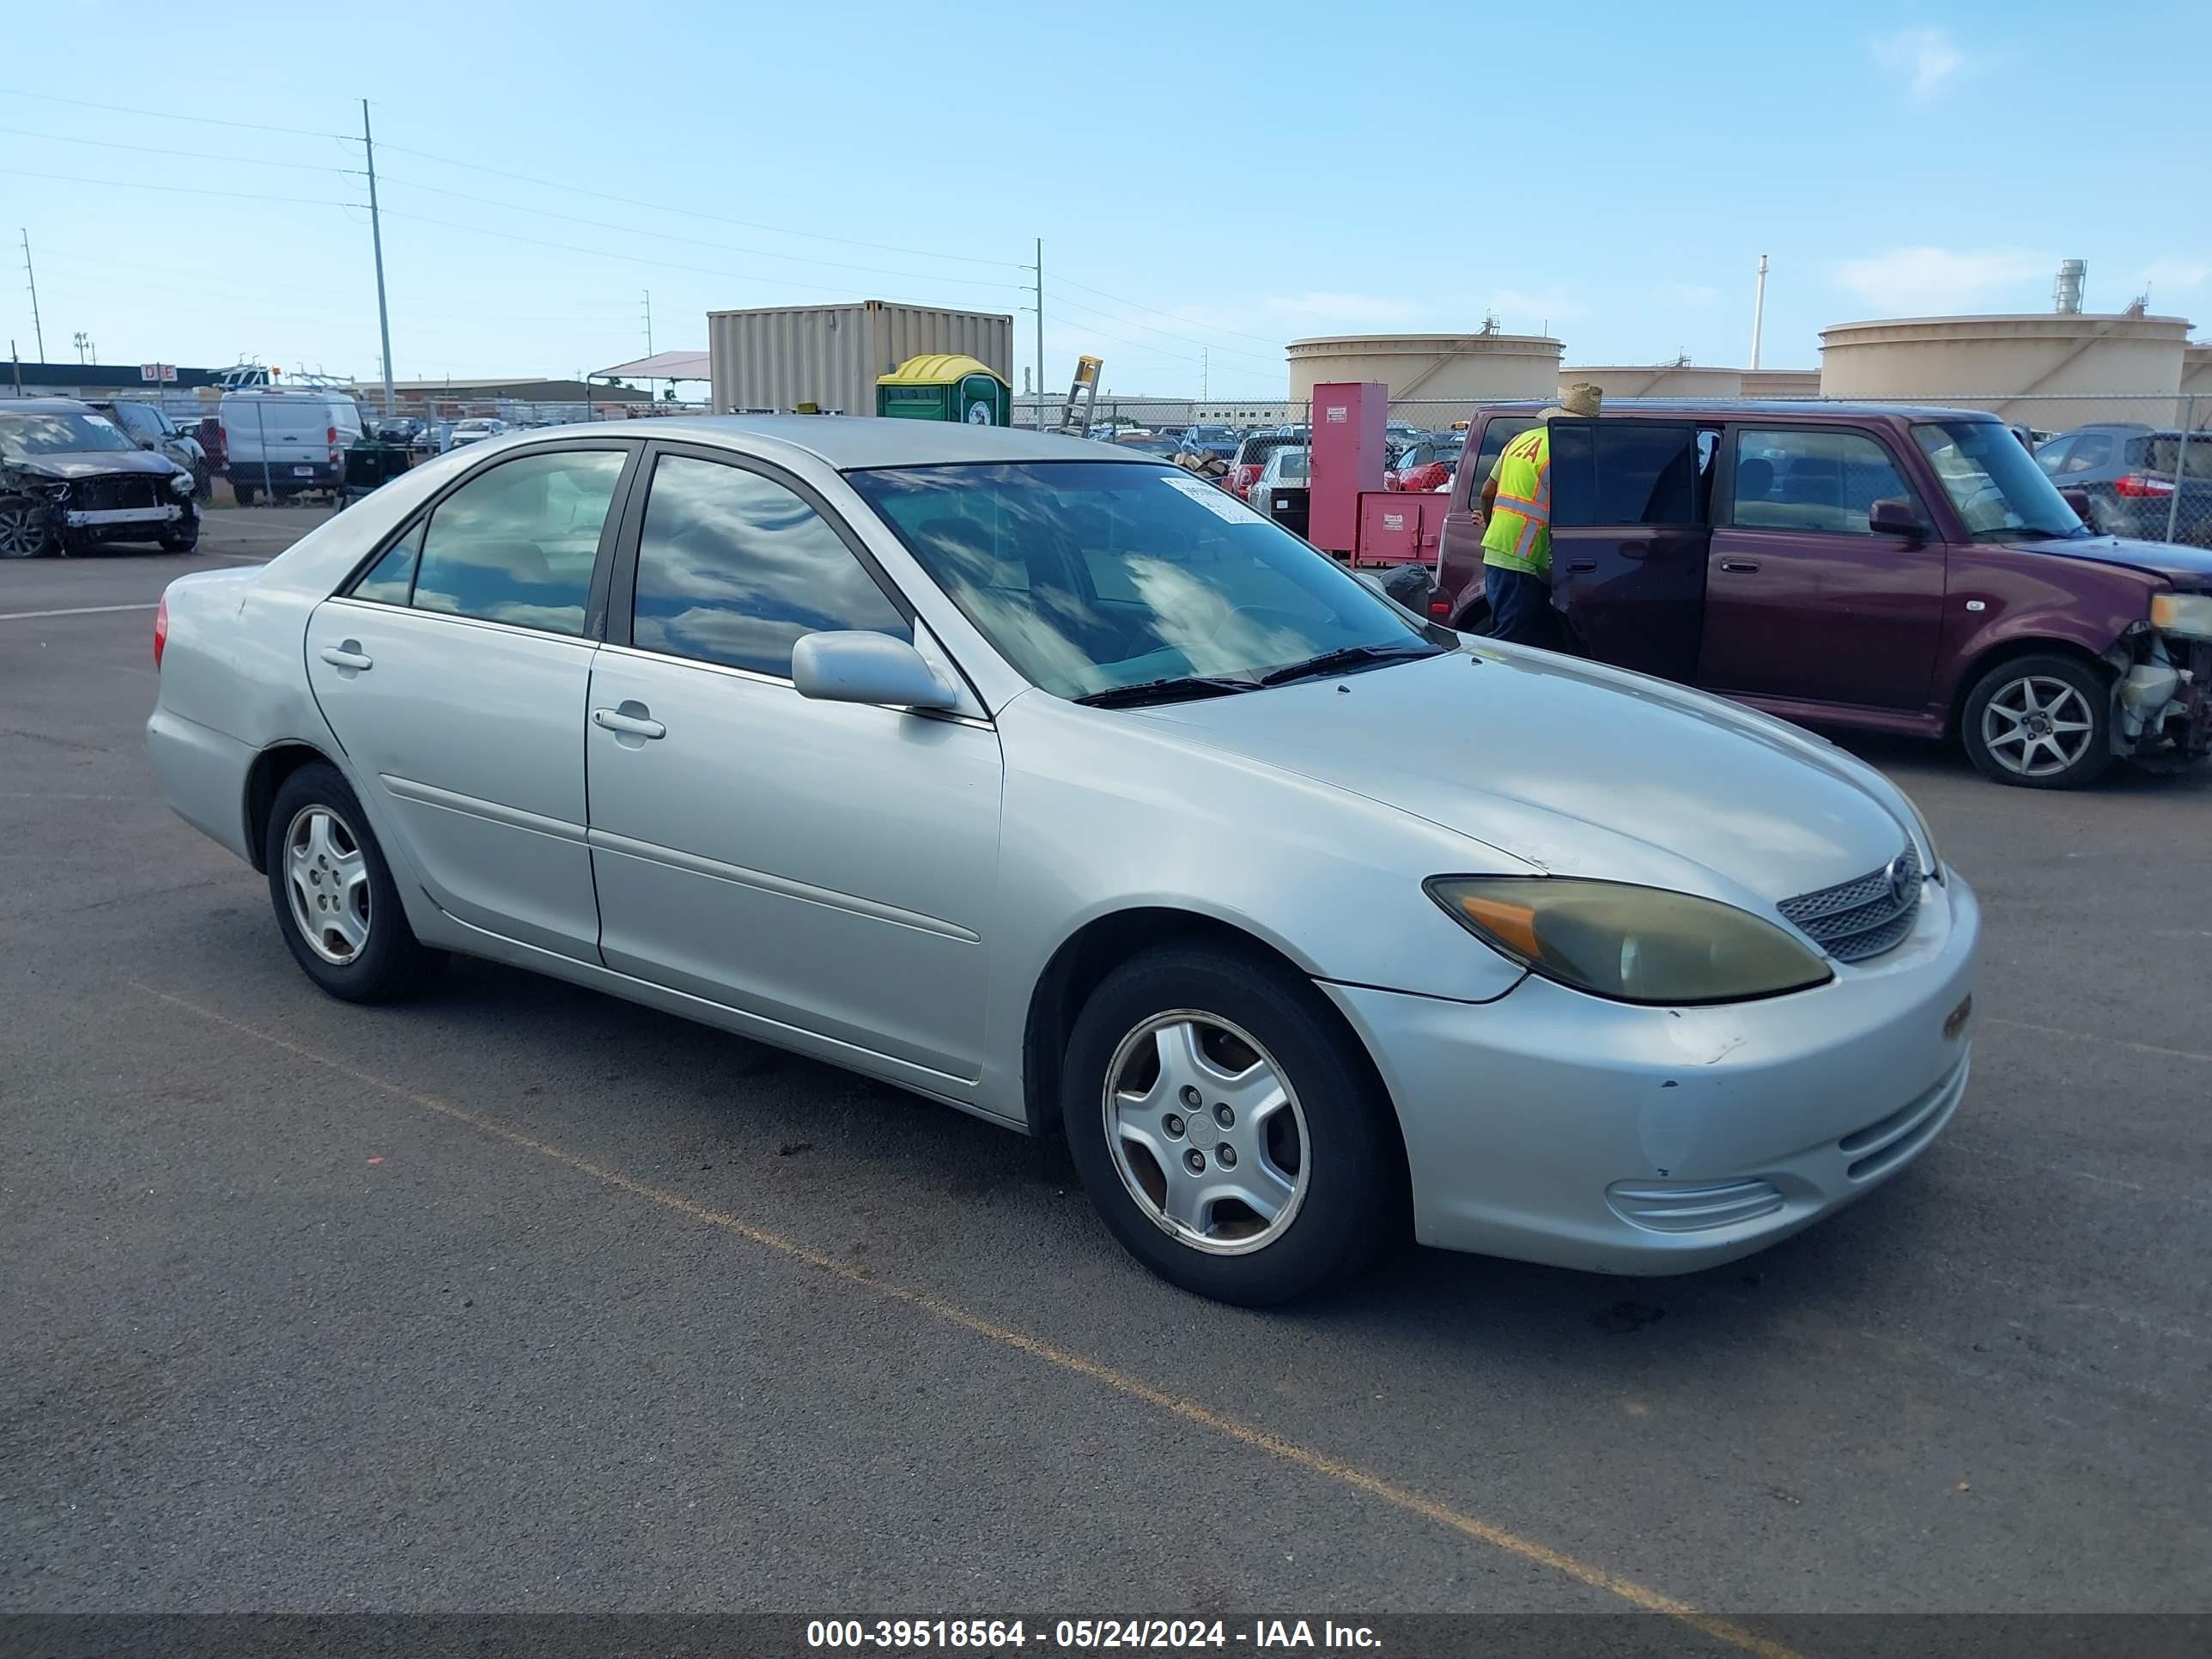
1887, 853, 1914, 904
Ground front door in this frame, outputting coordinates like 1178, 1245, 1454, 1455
1698, 425, 1945, 711
305, 443, 636, 961
584, 447, 1004, 1084
1546, 418, 1712, 681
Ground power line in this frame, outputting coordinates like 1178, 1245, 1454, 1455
0, 165, 353, 209
0, 87, 346, 142
1050, 271, 1288, 348
371, 173, 1026, 291
1047, 289, 1282, 367
0, 123, 358, 175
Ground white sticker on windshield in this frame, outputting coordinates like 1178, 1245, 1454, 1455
1161, 473, 1268, 526
86, 415, 120, 431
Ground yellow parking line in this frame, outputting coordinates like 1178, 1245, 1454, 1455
1989, 1016, 2212, 1066
131, 981, 1796, 1659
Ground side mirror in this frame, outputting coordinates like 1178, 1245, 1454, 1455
1869, 498, 1923, 538
792, 631, 957, 711
2059, 487, 2094, 521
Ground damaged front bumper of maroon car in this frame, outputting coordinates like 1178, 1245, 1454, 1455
2119, 618, 2212, 764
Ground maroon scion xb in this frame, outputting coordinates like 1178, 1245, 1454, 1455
1432, 402, 2212, 788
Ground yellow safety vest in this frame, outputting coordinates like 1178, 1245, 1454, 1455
1481, 426, 1552, 577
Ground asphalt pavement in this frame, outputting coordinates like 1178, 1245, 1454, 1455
3, 508, 2208, 1639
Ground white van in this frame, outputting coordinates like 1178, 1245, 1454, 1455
220, 389, 363, 503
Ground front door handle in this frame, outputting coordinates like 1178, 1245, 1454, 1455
319, 641, 373, 671
592, 706, 666, 740
1717, 558, 1761, 574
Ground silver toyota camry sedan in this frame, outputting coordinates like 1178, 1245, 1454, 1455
148, 418, 1978, 1305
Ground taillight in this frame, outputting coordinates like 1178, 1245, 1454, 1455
2115, 474, 2177, 498
1429, 598, 1452, 617
325, 425, 338, 445
154, 593, 168, 669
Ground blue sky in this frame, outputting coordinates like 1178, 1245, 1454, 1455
3, 1, 2204, 397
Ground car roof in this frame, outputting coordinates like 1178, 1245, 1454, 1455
590, 414, 1152, 471
0, 397, 95, 415
1472, 398, 2002, 422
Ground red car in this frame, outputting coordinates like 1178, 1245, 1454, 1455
1385, 434, 1463, 493
1433, 400, 2212, 788
1226, 432, 1304, 501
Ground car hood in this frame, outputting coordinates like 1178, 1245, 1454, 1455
1129, 646, 1915, 908
2013, 533, 2212, 587
5, 448, 183, 482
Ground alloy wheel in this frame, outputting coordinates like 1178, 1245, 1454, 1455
1102, 1011, 1311, 1255
283, 804, 372, 965
0, 501, 49, 558
1980, 675, 2097, 778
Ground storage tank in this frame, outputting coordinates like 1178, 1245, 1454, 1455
1819, 313, 2191, 431
1285, 332, 1561, 408
1561, 364, 1744, 400
708, 301, 1014, 416
2181, 344, 2212, 416
1741, 367, 1822, 399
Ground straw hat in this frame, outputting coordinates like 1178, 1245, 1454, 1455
1540, 381, 1604, 420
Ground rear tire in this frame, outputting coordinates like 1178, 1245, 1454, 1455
1452, 598, 1494, 637
232, 482, 258, 507
1960, 653, 2115, 789
264, 763, 445, 1002
1061, 942, 1400, 1306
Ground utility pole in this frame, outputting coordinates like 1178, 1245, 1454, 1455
1749, 253, 1769, 371
72, 331, 90, 364
1033, 238, 1044, 430
641, 289, 654, 409
20, 231, 46, 362
1201, 346, 1208, 402
362, 100, 397, 418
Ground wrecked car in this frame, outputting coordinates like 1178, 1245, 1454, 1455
0, 398, 202, 558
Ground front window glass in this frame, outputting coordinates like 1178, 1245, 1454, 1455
0, 410, 137, 458
631, 455, 907, 678
848, 461, 1441, 700
411, 449, 626, 635
1911, 420, 2086, 540
1731, 428, 1917, 535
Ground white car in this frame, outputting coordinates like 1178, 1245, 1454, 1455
146, 418, 1977, 1305
446, 418, 510, 450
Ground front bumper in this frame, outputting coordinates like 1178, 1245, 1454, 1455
64, 504, 183, 528
1322, 871, 1980, 1275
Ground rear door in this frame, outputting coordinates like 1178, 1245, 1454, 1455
1547, 418, 1712, 681
1698, 424, 1944, 710
305, 442, 638, 961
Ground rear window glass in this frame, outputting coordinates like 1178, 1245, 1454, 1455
2148, 435, 2212, 480
1552, 422, 1702, 526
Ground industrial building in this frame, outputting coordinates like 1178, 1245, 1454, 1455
1286, 331, 1562, 405
707, 301, 1012, 416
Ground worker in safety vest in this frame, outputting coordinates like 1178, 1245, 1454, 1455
1477, 382, 1602, 647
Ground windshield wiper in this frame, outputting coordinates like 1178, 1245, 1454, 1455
1256, 642, 1442, 687
1073, 675, 1261, 708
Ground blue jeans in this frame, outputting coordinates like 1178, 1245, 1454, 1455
1484, 562, 1555, 647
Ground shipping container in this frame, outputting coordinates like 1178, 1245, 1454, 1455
707, 301, 1015, 418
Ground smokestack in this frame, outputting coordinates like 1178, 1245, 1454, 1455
2055, 258, 2087, 315
1749, 254, 1769, 370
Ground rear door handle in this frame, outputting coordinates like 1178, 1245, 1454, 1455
319, 641, 372, 671
592, 707, 666, 740
1565, 558, 1598, 573
1718, 558, 1761, 574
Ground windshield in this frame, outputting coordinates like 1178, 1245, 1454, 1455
0, 410, 138, 459
1911, 420, 2086, 540
848, 461, 1443, 700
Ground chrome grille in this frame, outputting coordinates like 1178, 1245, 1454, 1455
1779, 843, 1923, 963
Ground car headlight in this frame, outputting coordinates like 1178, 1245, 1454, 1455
167, 471, 194, 497
2150, 592, 2212, 641
1425, 877, 1833, 1005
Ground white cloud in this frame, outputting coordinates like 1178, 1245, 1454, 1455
1872, 27, 1965, 100
1834, 246, 2051, 312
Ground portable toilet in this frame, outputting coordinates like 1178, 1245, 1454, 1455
875, 354, 1012, 426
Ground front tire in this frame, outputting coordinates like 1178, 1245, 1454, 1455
0, 495, 56, 558
264, 763, 445, 1001
160, 520, 199, 553
1061, 942, 1400, 1305
1961, 653, 2114, 789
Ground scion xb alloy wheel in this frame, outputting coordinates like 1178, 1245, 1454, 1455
1962, 654, 2113, 789
1103, 1010, 1311, 1255
283, 803, 371, 965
